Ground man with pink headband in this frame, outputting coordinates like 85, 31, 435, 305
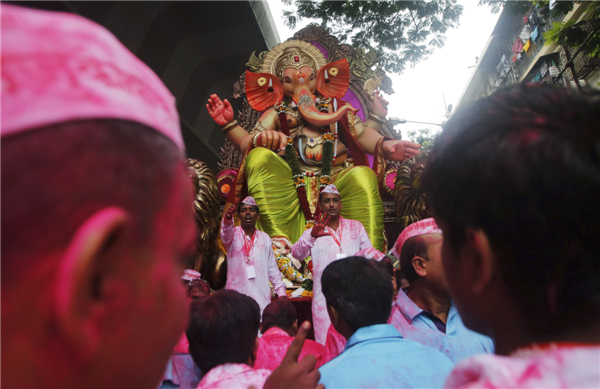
388, 218, 494, 363
292, 184, 381, 344
221, 196, 287, 315
320, 218, 493, 364
1, 5, 320, 389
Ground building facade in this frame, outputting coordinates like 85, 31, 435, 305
458, 2, 599, 110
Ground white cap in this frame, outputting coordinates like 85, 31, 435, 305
321, 184, 340, 195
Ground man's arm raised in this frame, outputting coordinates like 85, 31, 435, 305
264, 322, 324, 389
220, 204, 237, 247
291, 215, 331, 261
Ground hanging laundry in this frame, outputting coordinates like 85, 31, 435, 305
524, 39, 531, 52
512, 38, 524, 54
520, 25, 532, 41
496, 54, 506, 73
540, 62, 549, 77
531, 26, 539, 42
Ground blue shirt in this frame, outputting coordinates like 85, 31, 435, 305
390, 290, 495, 363
318, 324, 454, 389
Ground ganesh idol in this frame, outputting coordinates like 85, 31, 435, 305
207, 40, 420, 251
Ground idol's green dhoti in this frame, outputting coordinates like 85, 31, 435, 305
246, 147, 385, 251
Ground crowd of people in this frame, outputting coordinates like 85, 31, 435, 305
2, 4, 599, 389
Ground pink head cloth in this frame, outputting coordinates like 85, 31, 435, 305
181, 269, 201, 282
321, 184, 340, 195
241, 196, 258, 207
1, 5, 184, 150
391, 218, 442, 260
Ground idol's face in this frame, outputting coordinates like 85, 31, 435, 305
282, 65, 317, 98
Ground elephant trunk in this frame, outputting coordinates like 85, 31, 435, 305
294, 87, 356, 127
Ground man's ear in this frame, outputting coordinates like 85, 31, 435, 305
54, 207, 130, 361
256, 214, 260, 221
464, 228, 496, 295
412, 256, 427, 277
290, 319, 298, 336
259, 323, 264, 334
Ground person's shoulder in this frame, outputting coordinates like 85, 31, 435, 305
303, 338, 324, 354
345, 218, 367, 230
343, 217, 360, 225
444, 353, 517, 389
252, 367, 273, 377
390, 337, 454, 364
247, 368, 272, 386
451, 309, 495, 351
256, 229, 271, 240
304, 338, 324, 348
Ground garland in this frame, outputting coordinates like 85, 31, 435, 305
277, 99, 336, 228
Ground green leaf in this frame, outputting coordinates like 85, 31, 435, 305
279, 0, 463, 74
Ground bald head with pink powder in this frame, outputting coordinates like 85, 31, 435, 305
1, 5, 195, 389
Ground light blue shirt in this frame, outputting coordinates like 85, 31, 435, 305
390, 290, 495, 363
318, 324, 454, 388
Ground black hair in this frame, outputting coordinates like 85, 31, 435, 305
421, 84, 600, 334
378, 256, 395, 278
237, 202, 259, 215
322, 256, 394, 332
186, 290, 260, 372
1, 119, 183, 288
187, 278, 212, 299
399, 236, 429, 283
261, 299, 298, 332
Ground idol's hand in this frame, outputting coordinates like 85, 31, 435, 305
264, 322, 323, 389
369, 90, 389, 118
257, 130, 287, 152
311, 213, 331, 239
206, 94, 234, 126
224, 203, 237, 220
383, 139, 421, 161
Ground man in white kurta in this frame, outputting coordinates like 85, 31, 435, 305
221, 197, 287, 315
291, 185, 378, 344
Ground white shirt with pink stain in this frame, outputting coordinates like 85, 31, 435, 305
221, 218, 287, 315
291, 217, 375, 344
196, 363, 271, 389
444, 345, 600, 389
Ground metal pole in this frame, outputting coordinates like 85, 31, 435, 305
403, 120, 444, 127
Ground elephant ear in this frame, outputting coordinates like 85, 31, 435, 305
316, 59, 350, 99
245, 71, 284, 112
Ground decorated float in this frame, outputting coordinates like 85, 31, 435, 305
190, 26, 424, 295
